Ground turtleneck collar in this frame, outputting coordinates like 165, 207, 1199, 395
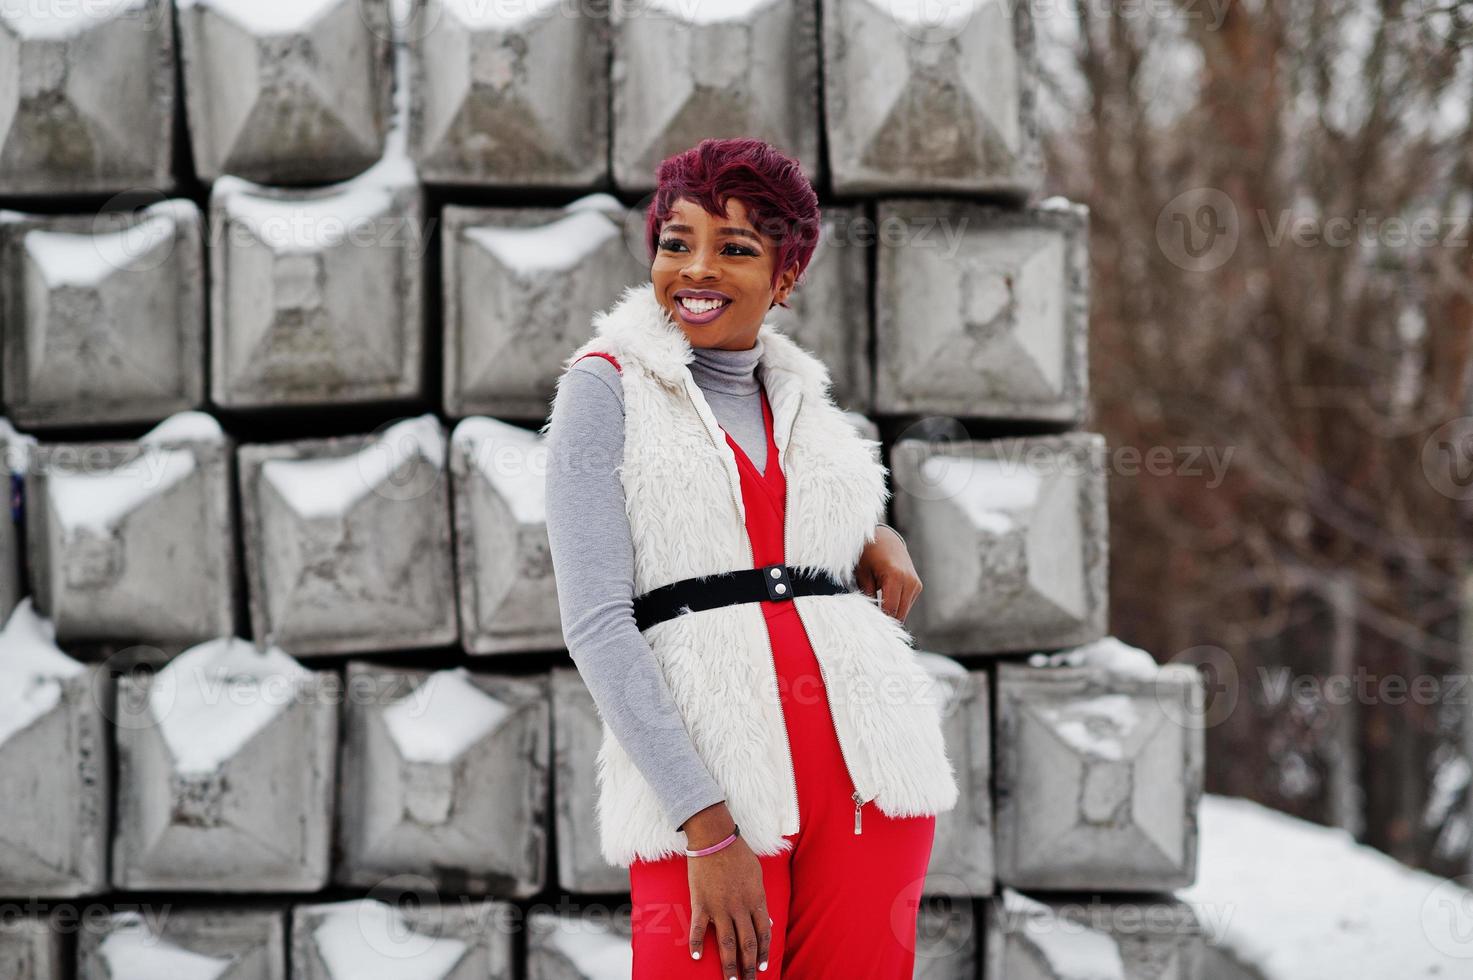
689, 336, 763, 395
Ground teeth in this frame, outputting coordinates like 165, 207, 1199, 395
679, 296, 727, 314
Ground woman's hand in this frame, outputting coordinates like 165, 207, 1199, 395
856, 524, 922, 623
682, 804, 772, 977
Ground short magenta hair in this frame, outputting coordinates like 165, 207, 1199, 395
645, 138, 821, 309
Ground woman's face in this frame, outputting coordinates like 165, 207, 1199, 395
651, 196, 798, 351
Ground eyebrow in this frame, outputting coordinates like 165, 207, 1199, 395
662, 223, 763, 245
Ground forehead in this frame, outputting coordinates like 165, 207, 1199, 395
667, 196, 752, 226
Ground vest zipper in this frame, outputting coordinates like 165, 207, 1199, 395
682, 380, 802, 835
778, 392, 876, 835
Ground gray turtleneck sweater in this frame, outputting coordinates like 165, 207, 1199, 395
544, 339, 769, 834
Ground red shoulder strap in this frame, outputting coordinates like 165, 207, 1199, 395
574, 351, 622, 373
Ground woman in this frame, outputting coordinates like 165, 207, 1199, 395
543, 138, 958, 979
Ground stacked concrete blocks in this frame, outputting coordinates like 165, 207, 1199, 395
335, 662, 551, 896
237, 414, 458, 655
0, 599, 110, 898
875, 198, 1090, 422
176, 0, 397, 184
919, 652, 995, 896
0, 916, 65, 980
111, 637, 339, 891
406, 0, 611, 188
551, 667, 628, 895
441, 196, 646, 419
822, 0, 1042, 197
450, 417, 563, 654
525, 909, 633, 979
0, 201, 205, 428
25, 411, 237, 645
0, 419, 36, 619
611, 0, 821, 192
290, 898, 515, 979
0, 0, 177, 196
891, 433, 1110, 654
77, 908, 288, 980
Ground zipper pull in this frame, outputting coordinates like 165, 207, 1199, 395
852, 790, 864, 835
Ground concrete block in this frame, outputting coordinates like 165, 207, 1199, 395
551, 667, 628, 894
176, 0, 395, 184
208, 157, 425, 409
766, 205, 872, 412
291, 898, 514, 979
874, 197, 1089, 421
918, 653, 993, 896
913, 897, 978, 980
0, 420, 36, 622
0, 202, 204, 428
111, 637, 339, 891
441, 196, 645, 419
891, 433, 1109, 654
0, 0, 175, 196
336, 662, 551, 896
238, 414, 459, 655
0, 599, 109, 898
407, 0, 609, 187
526, 908, 633, 979
0, 916, 63, 980
995, 637, 1205, 891
984, 887, 1205, 980
26, 412, 237, 645
450, 418, 561, 654
822, 0, 1041, 196
611, 0, 820, 192
78, 908, 287, 980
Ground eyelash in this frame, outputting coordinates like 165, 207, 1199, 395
658, 238, 756, 256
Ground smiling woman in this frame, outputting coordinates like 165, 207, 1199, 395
542, 138, 951, 980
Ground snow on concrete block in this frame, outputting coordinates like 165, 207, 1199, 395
111, 637, 339, 891
450, 418, 561, 654
914, 897, 978, 980
917, 653, 994, 897
610, 0, 821, 193
874, 198, 1089, 421
0, 916, 64, 980
441, 198, 646, 418
994, 638, 1205, 891
208, 159, 425, 409
984, 887, 1204, 980
551, 667, 628, 894
238, 415, 459, 655
765, 205, 873, 412
0, 419, 36, 622
408, 0, 609, 187
891, 433, 1109, 654
77, 908, 287, 980
26, 412, 237, 644
0, 599, 109, 898
0, 202, 205, 427
525, 908, 633, 979
176, 0, 395, 184
291, 898, 514, 980
0, 0, 176, 196
335, 662, 551, 896
822, 0, 1041, 196
1182, 793, 1473, 980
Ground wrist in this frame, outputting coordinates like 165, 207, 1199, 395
680, 802, 736, 849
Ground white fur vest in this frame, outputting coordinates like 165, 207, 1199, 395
546, 281, 958, 867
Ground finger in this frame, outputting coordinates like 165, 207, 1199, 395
856, 562, 877, 597
735, 911, 760, 979
689, 906, 709, 962
879, 571, 900, 620
716, 914, 740, 980
898, 576, 921, 622
755, 905, 772, 972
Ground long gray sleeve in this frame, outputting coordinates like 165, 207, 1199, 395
544, 357, 729, 833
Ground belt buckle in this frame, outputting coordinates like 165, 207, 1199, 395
762, 563, 794, 601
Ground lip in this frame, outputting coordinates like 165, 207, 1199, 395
672, 289, 733, 325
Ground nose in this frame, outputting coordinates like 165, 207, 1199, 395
681, 244, 719, 281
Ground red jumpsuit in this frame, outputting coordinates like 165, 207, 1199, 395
628, 384, 937, 978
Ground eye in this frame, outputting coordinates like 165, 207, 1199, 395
724, 243, 757, 256
658, 237, 686, 252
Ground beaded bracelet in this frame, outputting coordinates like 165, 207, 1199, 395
684, 824, 740, 857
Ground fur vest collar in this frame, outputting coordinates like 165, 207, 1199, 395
548, 281, 958, 867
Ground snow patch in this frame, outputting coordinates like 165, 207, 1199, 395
262, 415, 443, 520
383, 668, 509, 763
465, 210, 620, 276
452, 417, 546, 523
0, 598, 84, 746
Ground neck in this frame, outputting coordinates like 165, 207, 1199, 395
689, 336, 763, 395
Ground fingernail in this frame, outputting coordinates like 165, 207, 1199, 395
691, 950, 700, 959
760, 961, 769, 971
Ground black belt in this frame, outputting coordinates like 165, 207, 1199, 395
633, 564, 852, 632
